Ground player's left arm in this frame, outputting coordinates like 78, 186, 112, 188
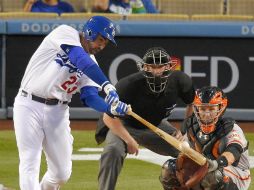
49, 25, 115, 96
61, 45, 111, 87
218, 143, 243, 167
80, 86, 108, 112
60, 44, 117, 101
80, 86, 127, 117
217, 126, 246, 167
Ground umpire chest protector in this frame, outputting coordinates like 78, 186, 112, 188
119, 72, 194, 129
183, 116, 235, 159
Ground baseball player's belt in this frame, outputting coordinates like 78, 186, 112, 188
21, 90, 68, 105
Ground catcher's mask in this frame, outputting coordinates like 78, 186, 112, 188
193, 86, 228, 134
137, 47, 176, 94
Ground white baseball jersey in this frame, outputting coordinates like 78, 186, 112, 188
20, 24, 100, 101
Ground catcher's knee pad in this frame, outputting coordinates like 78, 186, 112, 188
159, 159, 181, 190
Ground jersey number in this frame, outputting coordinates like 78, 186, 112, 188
61, 76, 78, 93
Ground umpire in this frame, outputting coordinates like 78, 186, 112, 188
95, 47, 195, 190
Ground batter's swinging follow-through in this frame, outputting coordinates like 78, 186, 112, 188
13, 16, 129, 190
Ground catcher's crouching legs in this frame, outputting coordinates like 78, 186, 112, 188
159, 159, 184, 190
201, 168, 239, 190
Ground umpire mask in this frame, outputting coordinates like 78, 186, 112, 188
137, 47, 175, 94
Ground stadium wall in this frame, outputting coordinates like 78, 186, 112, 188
1, 20, 254, 120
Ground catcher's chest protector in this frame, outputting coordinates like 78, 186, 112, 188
186, 117, 234, 159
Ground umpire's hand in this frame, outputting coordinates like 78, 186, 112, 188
126, 138, 139, 156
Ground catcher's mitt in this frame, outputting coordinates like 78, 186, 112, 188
176, 153, 208, 188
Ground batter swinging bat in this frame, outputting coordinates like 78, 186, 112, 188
127, 106, 207, 166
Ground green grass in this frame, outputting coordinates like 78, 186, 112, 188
0, 131, 253, 190
247, 133, 254, 156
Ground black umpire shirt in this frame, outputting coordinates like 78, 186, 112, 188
116, 71, 195, 129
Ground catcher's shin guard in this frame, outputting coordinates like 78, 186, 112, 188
218, 176, 239, 190
159, 159, 182, 190
201, 168, 239, 190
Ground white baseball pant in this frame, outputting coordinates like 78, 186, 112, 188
13, 92, 73, 190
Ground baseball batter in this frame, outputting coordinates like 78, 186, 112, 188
13, 16, 128, 190
160, 86, 251, 190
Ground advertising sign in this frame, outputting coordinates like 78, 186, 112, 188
5, 36, 254, 110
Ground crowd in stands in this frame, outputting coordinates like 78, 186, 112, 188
22, 0, 159, 15
92, 0, 158, 14
23, 0, 74, 15
0, 0, 252, 22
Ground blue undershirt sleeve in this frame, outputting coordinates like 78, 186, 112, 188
61, 44, 109, 86
80, 86, 109, 112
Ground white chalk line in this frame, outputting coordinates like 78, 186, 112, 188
72, 148, 254, 168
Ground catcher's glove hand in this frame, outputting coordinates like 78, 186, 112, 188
176, 153, 209, 188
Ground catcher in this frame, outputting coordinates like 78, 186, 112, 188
159, 86, 251, 190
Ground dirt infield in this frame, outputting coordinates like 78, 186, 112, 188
1, 119, 253, 132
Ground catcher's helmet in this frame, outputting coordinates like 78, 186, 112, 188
137, 47, 176, 93
193, 86, 228, 134
83, 16, 116, 45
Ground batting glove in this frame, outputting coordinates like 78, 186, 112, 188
107, 101, 128, 117
105, 90, 119, 105
102, 82, 119, 105
102, 82, 116, 95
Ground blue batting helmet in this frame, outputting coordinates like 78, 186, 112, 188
83, 16, 117, 45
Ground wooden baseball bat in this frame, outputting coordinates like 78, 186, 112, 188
127, 107, 207, 166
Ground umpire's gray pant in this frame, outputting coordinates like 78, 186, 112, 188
98, 119, 179, 190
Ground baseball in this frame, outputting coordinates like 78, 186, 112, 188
181, 141, 190, 150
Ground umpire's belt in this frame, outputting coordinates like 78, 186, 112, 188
21, 90, 68, 105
